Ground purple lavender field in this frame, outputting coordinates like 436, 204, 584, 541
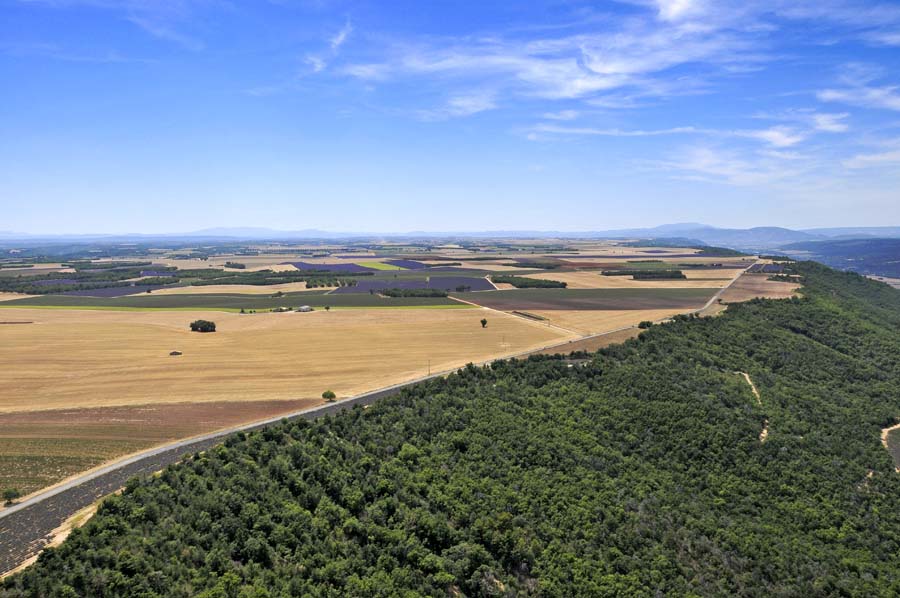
281, 262, 375, 273
63, 285, 172, 297
333, 276, 493, 294
383, 259, 429, 270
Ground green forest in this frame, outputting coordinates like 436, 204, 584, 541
5, 262, 900, 597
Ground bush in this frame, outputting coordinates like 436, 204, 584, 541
3, 488, 20, 506
189, 320, 216, 333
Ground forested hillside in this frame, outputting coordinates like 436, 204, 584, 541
5, 263, 900, 597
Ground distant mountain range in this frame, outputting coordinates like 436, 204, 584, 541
3, 224, 900, 250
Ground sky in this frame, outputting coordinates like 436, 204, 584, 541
2, 0, 900, 234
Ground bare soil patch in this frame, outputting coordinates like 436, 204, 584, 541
0, 399, 318, 497
525, 309, 685, 335
531, 328, 642, 355
718, 273, 800, 303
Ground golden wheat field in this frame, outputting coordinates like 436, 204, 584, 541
0, 307, 576, 414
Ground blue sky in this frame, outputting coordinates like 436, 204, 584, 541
2, 0, 900, 233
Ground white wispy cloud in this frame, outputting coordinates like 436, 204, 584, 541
844, 148, 900, 168
533, 124, 701, 137
341, 14, 762, 107
417, 91, 497, 121
533, 123, 807, 147
819, 84, 900, 111
754, 109, 850, 133
304, 20, 354, 74
542, 110, 580, 121
17, 0, 217, 50
330, 21, 352, 51
657, 145, 807, 186
811, 112, 850, 132
737, 126, 806, 147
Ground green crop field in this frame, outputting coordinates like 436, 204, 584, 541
357, 261, 405, 271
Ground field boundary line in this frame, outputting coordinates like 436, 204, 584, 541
695, 260, 757, 315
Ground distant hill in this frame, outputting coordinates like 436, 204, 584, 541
1, 224, 899, 247
782, 238, 900, 278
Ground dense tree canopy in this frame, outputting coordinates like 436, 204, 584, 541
5, 263, 900, 597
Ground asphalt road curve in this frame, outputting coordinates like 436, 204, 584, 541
0, 384, 404, 578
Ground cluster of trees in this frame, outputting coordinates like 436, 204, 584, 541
0, 263, 179, 295
490, 275, 567, 288
6, 263, 900, 597
512, 261, 561, 270
189, 320, 216, 333
0, 262, 372, 295
224, 262, 247, 269
632, 270, 686, 280
380, 288, 449, 298
190, 270, 364, 288
602, 269, 686, 279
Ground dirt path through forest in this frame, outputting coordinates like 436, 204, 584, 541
738, 371, 768, 442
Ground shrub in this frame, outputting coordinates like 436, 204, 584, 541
3, 488, 21, 506
189, 320, 216, 333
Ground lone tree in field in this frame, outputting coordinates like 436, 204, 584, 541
189, 320, 216, 333
325, 306, 331, 312
322, 390, 336, 402
481, 318, 488, 328
3, 488, 21, 506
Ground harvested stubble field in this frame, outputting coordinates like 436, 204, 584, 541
520, 270, 741, 289
523, 308, 688, 335
0, 399, 317, 497
155, 255, 304, 272
532, 327, 643, 356
718, 273, 801, 303
454, 288, 715, 311
149, 281, 320, 295
0, 307, 574, 414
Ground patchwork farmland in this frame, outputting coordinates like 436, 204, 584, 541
0, 239, 777, 509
